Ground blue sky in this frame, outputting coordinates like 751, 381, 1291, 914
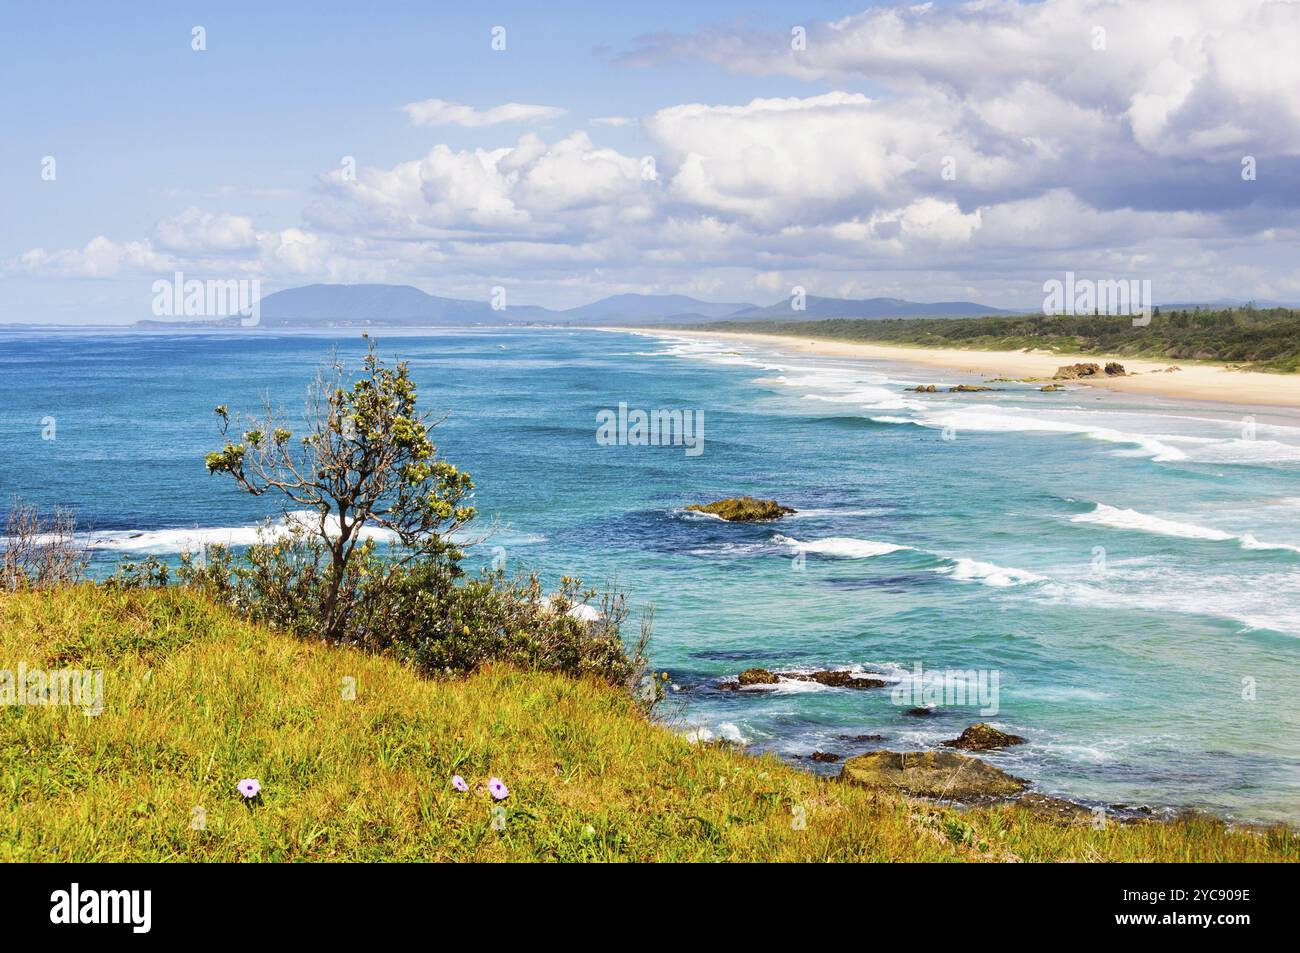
5, 0, 1299, 323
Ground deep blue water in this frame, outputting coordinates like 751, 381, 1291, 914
3, 327, 1299, 821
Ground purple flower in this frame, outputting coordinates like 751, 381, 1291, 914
237, 778, 261, 799
451, 774, 469, 793
487, 777, 509, 801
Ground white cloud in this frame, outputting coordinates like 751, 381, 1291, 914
402, 98, 566, 128
9, 237, 172, 279
153, 207, 259, 254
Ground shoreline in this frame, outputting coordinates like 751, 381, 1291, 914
610, 327, 1300, 414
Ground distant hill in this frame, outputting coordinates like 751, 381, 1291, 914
728, 294, 1014, 321
259, 284, 557, 326
561, 293, 757, 323
129, 283, 1014, 328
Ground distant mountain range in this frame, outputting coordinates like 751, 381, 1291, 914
727, 294, 1012, 320
131, 283, 1021, 329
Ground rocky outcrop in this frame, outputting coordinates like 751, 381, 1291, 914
781, 670, 887, 689
941, 723, 1027, 751
908, 384, 938, 393
810, 751, 841, 763
837, 733, 884, 743
1053, 362, 1103, 379
686, 497, 795, 522
840, 750, 1028, 801
722, 668, 887, 691
948, 384, 994, 392
1039, 383, 1064, 392
1054, 361, 1127, 379
1014, 792, 1095, 825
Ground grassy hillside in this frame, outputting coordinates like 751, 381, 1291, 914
699, 307, 1300, 372
1, 586, 1294, 862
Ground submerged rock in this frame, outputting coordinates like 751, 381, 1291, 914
1039, 383, 1065, 392
810, 751, 841, 763
837, 733, 885, 743
941, 723, 1027, 751
904, 707, 935, 717
948, 384, 994, 393
840, 750, 1028, 801
686, 496, 795, 522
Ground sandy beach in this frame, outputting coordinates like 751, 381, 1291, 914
617, 328, 1300, 412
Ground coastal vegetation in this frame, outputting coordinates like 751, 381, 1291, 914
695, 306, 1300, 372
1, 585, 1296, 862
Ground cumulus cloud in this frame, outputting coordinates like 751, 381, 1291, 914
153, 207, 259, 254
309, 131, 653, 238
13, 1, 1300, 310
402, 99, 566, 128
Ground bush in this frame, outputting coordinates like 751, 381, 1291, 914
1, 502, 86, 591
172, 530, 653, 697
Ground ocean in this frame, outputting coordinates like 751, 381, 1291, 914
3, 326, 1298, 822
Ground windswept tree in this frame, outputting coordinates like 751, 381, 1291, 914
204, 337, 475, 642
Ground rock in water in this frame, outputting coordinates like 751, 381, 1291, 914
737, 667, 779, 686
810, 751, 840, 763
685, 496, 795, 522
941, 723, 1027, 751
840, 750, 1028, 801
777, 669, 887, 689
948, 384, 994, 392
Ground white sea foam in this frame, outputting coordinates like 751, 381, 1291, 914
1072, 503, 1300, 553
774, 534, 908, 558
70, 511, 399, 553
785, 508, 889, 519
1070, 504, 1236, 541
935, 557, 1045, 587
683, 722, 749, 744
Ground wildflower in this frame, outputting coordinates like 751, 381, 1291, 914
487, 777, 509, 800
452, 775, 469, 793
237, 778, 261, 799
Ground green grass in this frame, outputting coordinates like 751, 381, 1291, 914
1, 585, 1294, 861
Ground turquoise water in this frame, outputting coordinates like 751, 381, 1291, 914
3, 327, 1298, 822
